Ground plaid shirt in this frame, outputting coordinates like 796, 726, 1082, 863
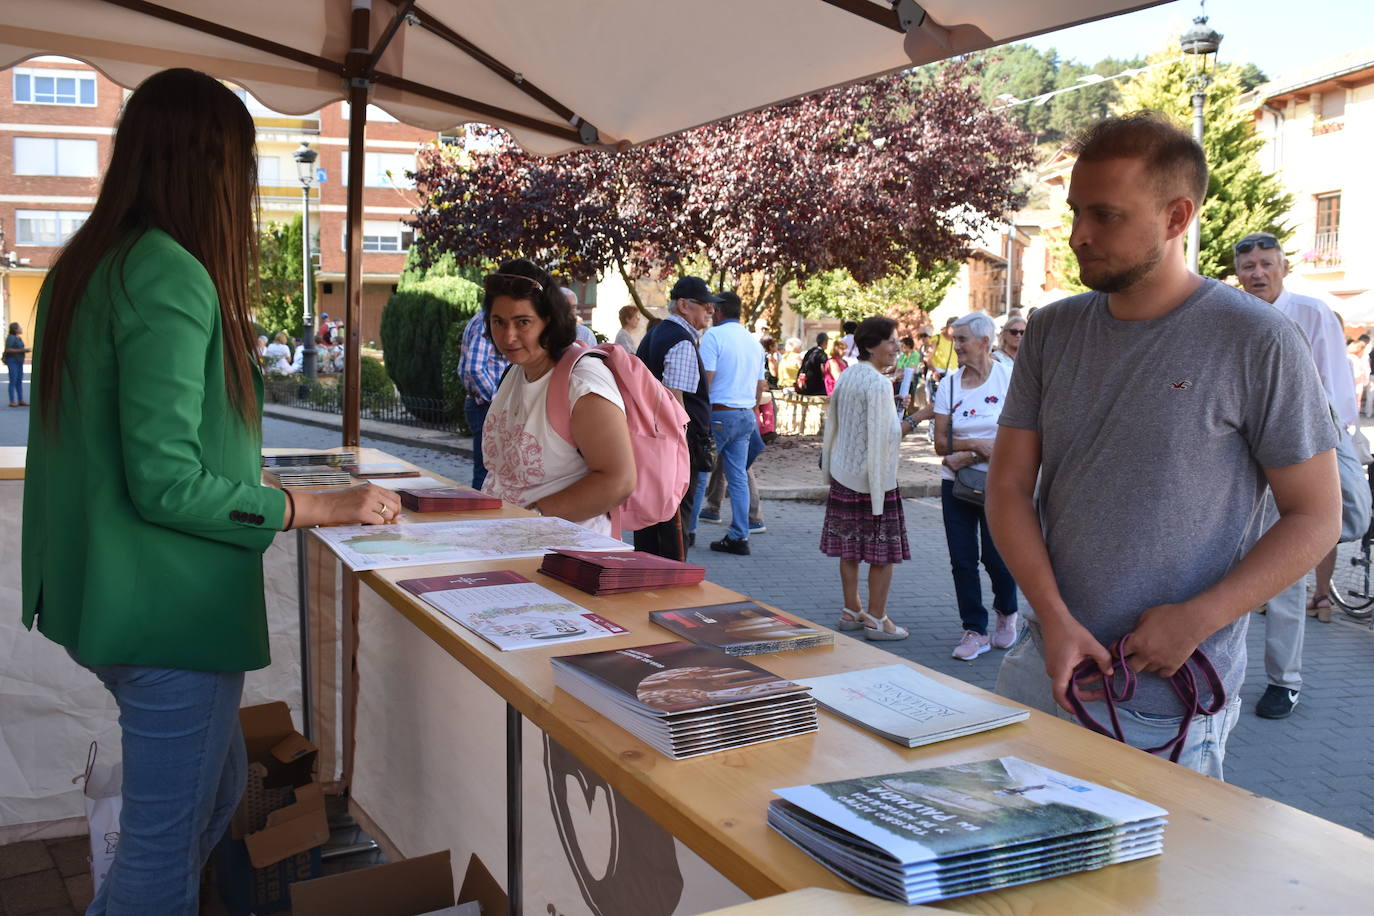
660, 313, 701, 393
458, 312, 509, 404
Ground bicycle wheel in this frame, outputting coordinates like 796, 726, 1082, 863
1329, 535, 1374, 620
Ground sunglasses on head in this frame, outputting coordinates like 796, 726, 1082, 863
1233, 236, 1279, 255
483, 272, 544, 296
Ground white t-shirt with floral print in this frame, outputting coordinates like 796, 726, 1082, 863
481, 356, 625, 535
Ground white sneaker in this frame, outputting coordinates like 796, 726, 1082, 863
952, 630, 990, 661
991, 612, 1020, 650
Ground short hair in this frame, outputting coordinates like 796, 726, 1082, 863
854, 316, 897, 361
483, 258, 576, 359
1070, 111, 1208, 207
815, 331, 829, 346
829, 339, 847, 357
784, 337, 802, 351
617, 305, 638, 327
761, 336, 776, 352
900, 336, 914, 348
560, 286, 578, 305
842, 320, 858, 334
717, 291, 742, 320
952, 312, 996, 347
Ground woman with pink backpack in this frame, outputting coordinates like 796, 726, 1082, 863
478, 259, 639, 534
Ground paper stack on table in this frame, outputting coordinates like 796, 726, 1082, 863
539, 549, 706, 595
650, 601, 833, 656
398, 570, 628, 651
793, 664, 1026, 748
552, 641, 817, 759
768, 757, 1167, 905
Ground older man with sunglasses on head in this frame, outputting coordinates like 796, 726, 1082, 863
1234, 231, 1359, 719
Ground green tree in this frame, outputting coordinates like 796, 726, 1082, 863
792, 258, 960, 335
256, 214, 305, 338
1115, 49, 1292, 278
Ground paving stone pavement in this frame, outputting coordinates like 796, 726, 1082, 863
250, 417, 1374, 841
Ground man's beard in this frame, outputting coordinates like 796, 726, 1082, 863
1078, 242, 1163, 294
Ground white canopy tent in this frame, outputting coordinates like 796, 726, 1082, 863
2, 0, 1172, 843
4, 0, 1168, 444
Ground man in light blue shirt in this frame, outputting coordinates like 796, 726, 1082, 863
698, 291, 766, 554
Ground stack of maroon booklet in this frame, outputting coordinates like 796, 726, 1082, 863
397, 486, 502, 512
539, 549, 706, 595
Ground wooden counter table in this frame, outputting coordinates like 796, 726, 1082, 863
336, 530, 1374, 915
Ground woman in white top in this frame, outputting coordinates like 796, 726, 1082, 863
263, 331, 293, 375
820, 316, 919, 640
934, 312, 1019, 662
480, 259, 635, 535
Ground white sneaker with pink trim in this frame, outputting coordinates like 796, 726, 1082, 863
952, 630, 990, 661
991, 612, 1020, 650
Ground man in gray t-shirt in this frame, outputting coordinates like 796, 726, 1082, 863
987, 114, 1340, 779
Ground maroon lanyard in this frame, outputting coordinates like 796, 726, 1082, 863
1067, 635, 1226, 763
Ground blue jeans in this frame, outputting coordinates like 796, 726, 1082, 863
78, 659, 247, 916
940, 480, 1017, 635
710, 408, 757, 541
5, 358, 21, 403
464, 397, 491, 490
995, 620, 1243, 780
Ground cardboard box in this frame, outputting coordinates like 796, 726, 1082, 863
214, 701, 331, 915
290, 850, 463, 916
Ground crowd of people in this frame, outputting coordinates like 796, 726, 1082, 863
14, 65, 1359, 911
254, 314, 347, 377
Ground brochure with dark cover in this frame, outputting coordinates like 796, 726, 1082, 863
649, 602, 833, 656
344, 463, 421, 479
398, 487, 502, 512
551, 640, 816, 759
539, 549, 706, 595
768, 757, 1167, 905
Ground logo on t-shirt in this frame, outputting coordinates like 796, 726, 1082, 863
984, 395, 1000, 404
1170, 380, 1193, 390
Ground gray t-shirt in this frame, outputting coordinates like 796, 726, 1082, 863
1000, 279, 1338, 713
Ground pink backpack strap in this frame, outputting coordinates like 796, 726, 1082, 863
545, 341, 595, 447
544, 342, 623, 537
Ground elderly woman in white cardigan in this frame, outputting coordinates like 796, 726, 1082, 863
820, 316, 919, 640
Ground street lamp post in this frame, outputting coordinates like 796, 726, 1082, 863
293, 142, 319, 379
1180, 9, 1222, 274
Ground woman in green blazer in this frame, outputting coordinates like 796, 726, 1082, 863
21, 70, 401, 915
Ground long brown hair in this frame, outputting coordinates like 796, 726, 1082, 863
38, 68, 261, 427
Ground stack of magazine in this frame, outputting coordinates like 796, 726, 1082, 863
539, 550, 706, 595
650, 601, 833, 656
551, 641, 817, 759
399, 486, 502, 512
768, 757, 1167, 905
263, 464, 351, 487
262, 450, 357, 468
344, 462, 420, 479
397, 570, 628, 651
793, 664, 1026, 747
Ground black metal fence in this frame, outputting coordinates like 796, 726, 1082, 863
263, 375, 467, 435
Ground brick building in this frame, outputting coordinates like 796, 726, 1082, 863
1, 57, 438, 348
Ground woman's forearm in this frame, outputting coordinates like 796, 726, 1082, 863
529, 468, 634, 522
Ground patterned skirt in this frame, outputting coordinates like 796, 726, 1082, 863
819, 481, 910, 565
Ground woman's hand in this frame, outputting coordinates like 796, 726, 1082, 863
287, 483, 403, 528
942, 450, 979, 472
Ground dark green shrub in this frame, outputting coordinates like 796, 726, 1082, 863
358, 355, 394, 407
379, 274, 480, 421
440, 321, 469, 434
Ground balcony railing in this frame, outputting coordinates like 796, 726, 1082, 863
1301, 231, 1342, 269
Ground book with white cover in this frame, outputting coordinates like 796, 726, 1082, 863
398, 570, 628, 651
793, 664, 1027, 748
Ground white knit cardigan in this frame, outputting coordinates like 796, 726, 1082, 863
820, 359, 901, 516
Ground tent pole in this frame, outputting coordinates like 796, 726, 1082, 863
342, 3, 370, 448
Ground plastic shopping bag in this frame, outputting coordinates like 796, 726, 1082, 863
78, 741, 122, 898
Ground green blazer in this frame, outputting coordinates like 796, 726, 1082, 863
22, 229, 288, 671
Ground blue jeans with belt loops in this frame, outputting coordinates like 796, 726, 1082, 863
710, 407, 757, 541
75, 657, 247, 915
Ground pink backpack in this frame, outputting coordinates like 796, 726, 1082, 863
546, 343, 690, 535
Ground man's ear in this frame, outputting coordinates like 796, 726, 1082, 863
1163, 196, 1196, 242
